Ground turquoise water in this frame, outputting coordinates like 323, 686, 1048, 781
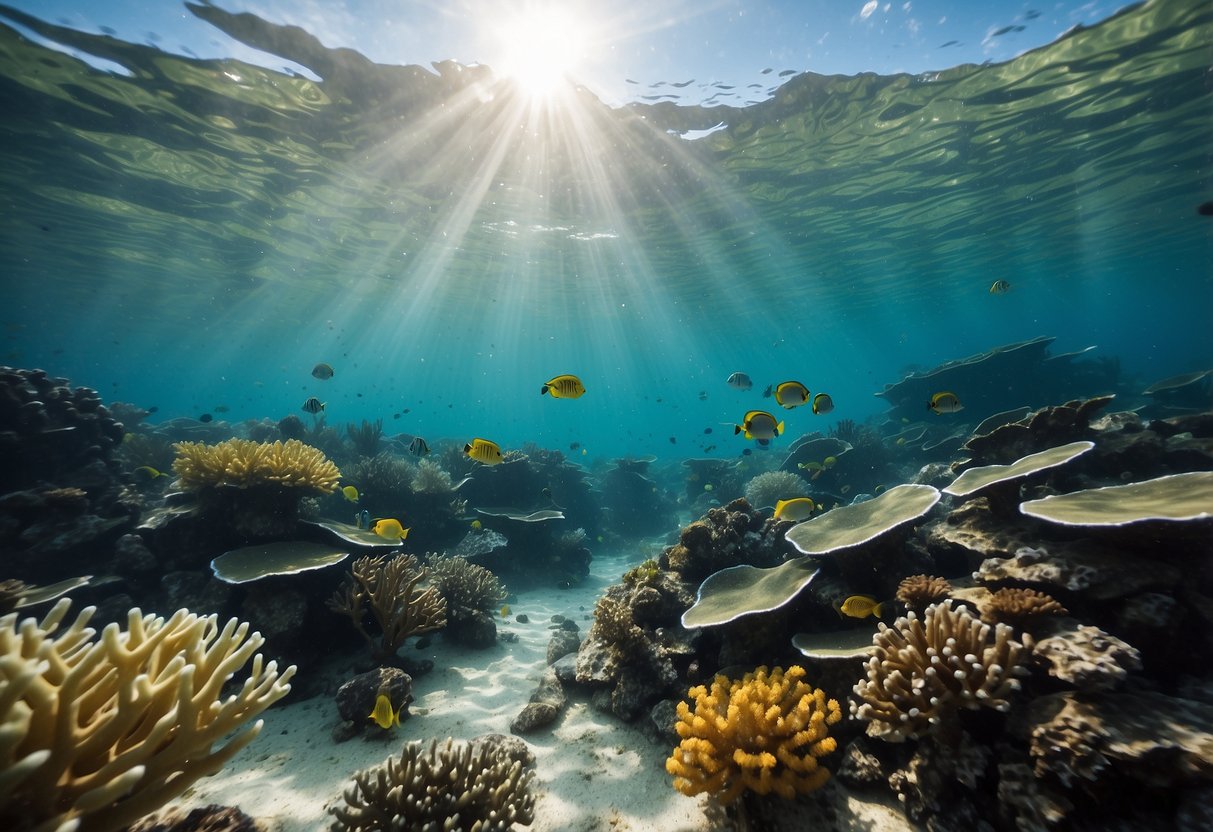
0, 0, 1210, 461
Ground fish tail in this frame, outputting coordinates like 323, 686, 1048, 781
873, 602, 884, 618
734, 425, 743, 435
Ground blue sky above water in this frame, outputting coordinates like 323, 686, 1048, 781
8, 0, 1130, 105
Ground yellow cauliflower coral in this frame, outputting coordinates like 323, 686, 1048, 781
666, 665, 842, 804
172, 438, 340, 493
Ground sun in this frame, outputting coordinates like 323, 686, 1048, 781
493, 5, 588, 98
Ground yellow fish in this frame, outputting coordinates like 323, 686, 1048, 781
341, 485, 359, 503
134, 466, 165, 479
541, 374, 586, 398
371, 518, 409, 541
734, 410, 784, 441
811, 393, 834, 415
368, 692, 402, 729
928, 391, 964, 414
465, 437, 503, 465
703, 483, 714, 492
838, 595, 884, 619
989, 279, 1011, 295
773, 497, 815, 522
471, 519, 482, 530
822, 456, 837, 468
500, 603, 511, 617
773, 381, 810, 410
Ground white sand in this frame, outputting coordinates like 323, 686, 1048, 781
171, 548, 911, 831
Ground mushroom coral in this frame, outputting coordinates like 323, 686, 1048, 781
666, 665, 842, 804
171, 438, 340, 493
852, 600, 1032, 742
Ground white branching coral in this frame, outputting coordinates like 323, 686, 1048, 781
0, 599, 295, 832
851, 600, 1032, 742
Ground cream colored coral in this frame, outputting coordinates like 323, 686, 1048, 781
666, 665, 842, 804
0, 599, 295, 832
851, 600, 1031, 742
172, 438, 340, 493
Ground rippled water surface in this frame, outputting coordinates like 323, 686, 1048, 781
0, 0, 1209, 455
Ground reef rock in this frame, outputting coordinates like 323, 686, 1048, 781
661, 498, 789, 584
1026, 690, 1213, 788
972, 544, 1180, 601
1031, 617, 1141, 691
510, 702, 559, 735
334, 667, 413, 732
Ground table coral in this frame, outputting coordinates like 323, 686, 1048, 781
852, 600, 1032, 742
665, 665, 842, 804
0, 599, 294, 832
171, 438, 340, 493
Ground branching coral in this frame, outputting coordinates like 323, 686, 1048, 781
895, 575, 952, 610
345, 419, 383, 458
329, 738, 535, 831
743, 470, 811, 510
428, 554, 506, 615
666, 665, 842, 804
852, 600, 1032, 742
327, 554, 447, 662
411, 458, 455, 495
982, 588, 1068, 626
172, 438, 340, 493
0, 599, 294, 832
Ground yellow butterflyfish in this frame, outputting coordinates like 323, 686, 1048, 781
368, 692, 402, 729
371, 518, 409, 541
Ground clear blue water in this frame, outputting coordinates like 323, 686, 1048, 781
0, 0, 1209, 462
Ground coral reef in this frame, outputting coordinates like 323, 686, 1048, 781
981, 587, 1067, 626
345, 419, 383, 458
852, 601, 1032, 742
665, 665, 842, 804
742, 469, 811, 509
0, 366, 126, 493
327, 554, 447, 662
411, 457, 454, 495
329, 738, 535, 831
0, 599, 294, 832
663, 498, 790, 584
428, 553, 507, 614
680, 556, 821, 628
894, 574, 952, 611
172, 438, 340, 492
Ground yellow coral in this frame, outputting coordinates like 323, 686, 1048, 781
172, 438, 340, 493
665, 665, 842, 804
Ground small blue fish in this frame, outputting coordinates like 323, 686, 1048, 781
355, 509, 370, 530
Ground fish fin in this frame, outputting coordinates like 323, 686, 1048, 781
401, 528, 410, 540
777, 420, 785, 435
734, 425, 743, 435
464, 443, 473, 453
541, 385, 549, 395
873, 602, 884, 618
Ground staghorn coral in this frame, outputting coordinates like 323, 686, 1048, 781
852, 600, 1032, 742
428, 553, 507, 615
329, 737, 535, 831
172, 438, 340, 493
0, 599, 294, 832
327, 554, 447, 662
411, 458, 454, 495
896, 575, 953, 610
666, 665, 842, 804
743, 470, 811, 510
982, 587, 1068, 626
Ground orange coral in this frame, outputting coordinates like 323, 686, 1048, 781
665, 665, 841, 804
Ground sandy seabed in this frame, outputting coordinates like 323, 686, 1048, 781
171, 548, 911, 832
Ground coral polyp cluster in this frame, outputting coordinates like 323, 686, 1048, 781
172, 438, 341, 493
852, 600, 1032, 742
666, 665, 842, 804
